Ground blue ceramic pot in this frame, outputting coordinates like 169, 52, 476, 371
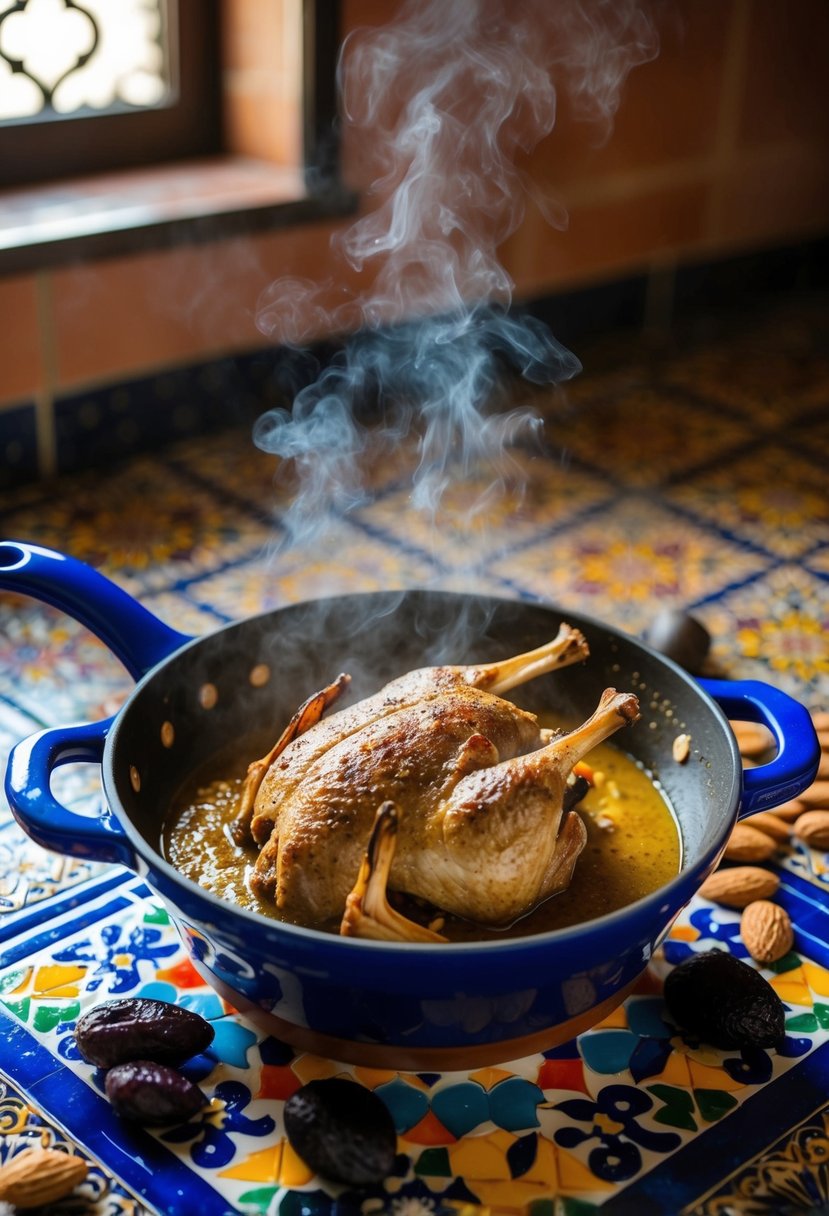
0, 540, 819, 1068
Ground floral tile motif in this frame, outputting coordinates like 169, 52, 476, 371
664, 443, 829, 560
352, 452, 616, 573
488, 495, 771, 633
703, 565, 829, 706
0, 1071, 148, 1214
182, 524, 438, 620
541, 388, 754, 489
0, 458, 274, 596
166, 425, 421, 514
662, 324, 829, 428
0, 596, 132, 725
0, 884, 828, 1216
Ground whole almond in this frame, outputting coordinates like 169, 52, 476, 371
730, 720, 775, 759
740, 900, 794, 964
698, 865, 780, 908
723, 823, 778, 863
0, 1148, 88, 1209
799, 781, 829, 809
746, 812, 791, 842
770, 798, 808, 823
793, 810, 829, 850
672, 733, 691, 763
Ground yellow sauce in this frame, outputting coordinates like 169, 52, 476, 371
163, 728, 680, 941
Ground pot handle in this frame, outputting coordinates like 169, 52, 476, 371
0, 540, 192, 678
700, 677, 820, 816
5, 718, 137, 868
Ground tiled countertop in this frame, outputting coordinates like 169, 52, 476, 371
0, 296, 827, 1215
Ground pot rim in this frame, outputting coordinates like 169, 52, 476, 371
102, 591, 743, 958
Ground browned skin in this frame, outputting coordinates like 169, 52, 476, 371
339, 689, 638, 939
242, 626, 640, 932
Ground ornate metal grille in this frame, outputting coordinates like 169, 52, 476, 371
0, 0, 173, 124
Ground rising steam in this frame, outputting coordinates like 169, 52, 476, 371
254, 0, 657, 556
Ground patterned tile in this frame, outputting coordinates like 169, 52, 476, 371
703, 564, 829, 707
181, 522, 438, 619
543, 386, 755, 489
0, 596, 132, 725
488, 494, 771, 633
0, 458, 274, 596
663, 313, 829, 426
352, 450, 616, 571
664, 441, 829, 559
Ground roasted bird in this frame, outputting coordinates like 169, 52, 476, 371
232, 624, 640, 941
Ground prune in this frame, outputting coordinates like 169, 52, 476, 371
284, 1078, 397, 1186
644, 609, 711, 673
663, 949, 785, 1049
105, 1060, 206, 1125
75, 997, 214, 1068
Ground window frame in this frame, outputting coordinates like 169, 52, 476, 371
0, 0, 222, 188
0, 0, 354, 275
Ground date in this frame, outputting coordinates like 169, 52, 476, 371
75, 997, 214, 1068
284, 1078, 397, 1186
105, 1060, 207, 1125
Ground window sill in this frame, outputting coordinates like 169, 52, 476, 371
0, 156, 357, 276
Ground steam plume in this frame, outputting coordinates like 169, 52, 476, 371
255, 0, 657, 556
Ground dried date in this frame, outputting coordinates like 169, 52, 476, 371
75, 997, 214, 1068
105, 1060, 207, 1125
284, 1078, 397, 1186
663, 949, 785, 1049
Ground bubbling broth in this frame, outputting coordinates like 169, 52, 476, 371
162, 718, 680, 941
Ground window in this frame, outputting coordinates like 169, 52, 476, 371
0, 0, 220, 186
0, 0, 351, 272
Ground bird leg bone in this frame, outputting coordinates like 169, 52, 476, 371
537, 688, 641, 771
231, 673, 351, 845
340, 802, 447, 942
466, 623, 589, 695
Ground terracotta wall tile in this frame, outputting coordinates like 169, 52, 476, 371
738, 0, 829, 148
534, 0, 731, 187
502, 183, 710, 299
51, 219, 362, 387
224, 85, 302, 165
716, 145, 829, 249
221, 0, 303, 165
0, 275, 42, 406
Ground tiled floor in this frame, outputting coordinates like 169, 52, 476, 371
0, 291, 826, 1215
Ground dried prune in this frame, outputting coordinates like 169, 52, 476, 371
105, 1060, 206, 1125
663, 948, 785, 1049
284, 1078, 397, 1186
75, 997, 214, 1068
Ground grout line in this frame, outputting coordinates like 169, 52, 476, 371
705, 0, 750, 240
33, 270, 57, 478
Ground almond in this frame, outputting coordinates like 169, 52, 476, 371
811, 711, 829, 733
745, 811, 791, 842
769, 798, 808, 822
793, 810, 829, 850
799, 780, 829, 809
723, 822, 778, 863
0, 1148, 88, 1209
817, 753, 829, 781
698, 865, 780, 908
672, 733, 691, 763
730, 720, 775, 759
740, 900, 794, 964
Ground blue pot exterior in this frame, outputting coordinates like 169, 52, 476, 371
0, 548, 818, 1065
